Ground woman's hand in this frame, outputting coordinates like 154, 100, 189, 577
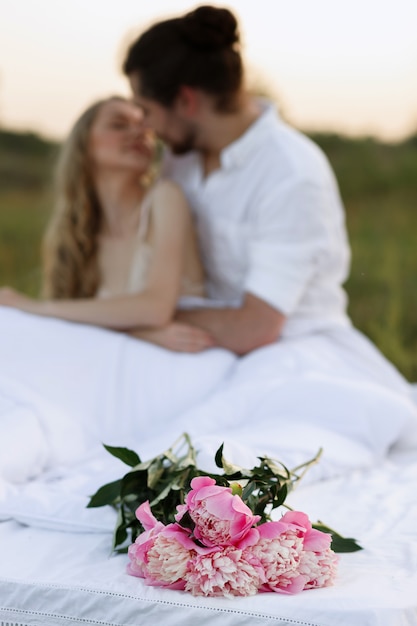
0, 287, 35, 310
128, 321, 215, 353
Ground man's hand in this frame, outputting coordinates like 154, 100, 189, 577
128, 321, 216, 353
175, 293, 285, 355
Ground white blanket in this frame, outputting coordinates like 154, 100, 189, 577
0, 308, 236, 482
1, 451, 417, 626
1, 307, 417, 532
1, 307, 417, 626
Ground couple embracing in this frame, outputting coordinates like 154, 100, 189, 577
0, 6, 352, 351
1, 6, 416, 477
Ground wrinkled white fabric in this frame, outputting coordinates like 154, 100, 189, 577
0, 307, 236, 482
1, 451, 417, 626
1, 305, 417, 538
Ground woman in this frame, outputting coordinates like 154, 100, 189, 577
0, 98, 236, 479
0, 96, 212, 353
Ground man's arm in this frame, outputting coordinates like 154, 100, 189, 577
175, 293, 285, 355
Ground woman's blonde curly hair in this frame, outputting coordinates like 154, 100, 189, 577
42, 96, 125, 299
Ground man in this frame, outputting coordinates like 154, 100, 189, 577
123, 5, 351, 355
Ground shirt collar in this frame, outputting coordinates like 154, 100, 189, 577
220, 100, 280, 170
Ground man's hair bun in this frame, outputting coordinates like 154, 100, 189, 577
179, 6, 239, 50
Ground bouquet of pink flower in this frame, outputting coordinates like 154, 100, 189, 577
88, 434, 360, 597
127, 476, 338, 597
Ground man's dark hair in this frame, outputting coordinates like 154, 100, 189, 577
123, 6, 243, 112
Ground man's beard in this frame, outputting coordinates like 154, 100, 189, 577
165, 125, 198, 155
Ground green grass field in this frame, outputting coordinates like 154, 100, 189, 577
1, 129, 416, 380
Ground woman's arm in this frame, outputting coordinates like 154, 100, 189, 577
0, 182, 192, 330
128, 321, 215, 352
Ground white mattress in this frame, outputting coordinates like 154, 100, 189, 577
1, 450, 417, 626
1, 309, 417, 625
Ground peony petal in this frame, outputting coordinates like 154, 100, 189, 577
231, 494, 258, 516
163, 523, 213, 554
303, 528, 332, 552
190, 476, 216, 490
256, 521, 289, 540
204, 492, 235, 519
144, 575, 186, 590
269, 574, 308, 595
135, 501, 160, 531
236, 527, 260, 549
280, 511, 311, 532
174, 503, 188, 522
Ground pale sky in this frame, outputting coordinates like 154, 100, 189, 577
1, 0, 417, 141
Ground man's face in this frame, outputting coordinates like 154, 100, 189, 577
129, 72, 198, 155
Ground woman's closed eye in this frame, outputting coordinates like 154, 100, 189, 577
108, 118, 130, 130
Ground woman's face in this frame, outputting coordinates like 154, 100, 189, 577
88, 99, 155, 176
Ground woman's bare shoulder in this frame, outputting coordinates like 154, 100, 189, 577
152, 178, 184, 198
149, 179, 189, 221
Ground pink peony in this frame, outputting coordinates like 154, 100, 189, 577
177, 476, 260, 548
248, 521, 306, 594
185, 545, 265, 597
127, 502, 165, 579
278, 511, 338, 591
299, 548, 339, 589
139, 531, 192, 589
128, 501, 199, 588
127, 501, 338, 596
280, 511, 332, 552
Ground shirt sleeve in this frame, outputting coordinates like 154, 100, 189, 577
245, 179, 332, 315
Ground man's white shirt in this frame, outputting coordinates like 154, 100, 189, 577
162, 101, 352, 337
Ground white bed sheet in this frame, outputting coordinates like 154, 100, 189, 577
1, 309, 417, 625
2, 309, 417, 488
1, 450, 417, 626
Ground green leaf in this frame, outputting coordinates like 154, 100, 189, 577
163, 449, 178, 464
273, 483, 288, 508
150, 482, 177, 507
224, 461, 242, 476
112, 508, 128, 550
213, 442, 244, 475
147, 459, 165, 489
177, 509, 195, 531
87, 479, 122, 508
113, 523, 129, 549
330, 535, 363, 553
242, 481, 256, 501
120, 469, 148, 498
263, 457, 289, 479
103, 444, 141, 467
177, 452, 197, 470
214, 443, 224, 469
313, 522, 363, 553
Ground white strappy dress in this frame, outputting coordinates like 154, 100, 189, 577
97, 191, 205, 300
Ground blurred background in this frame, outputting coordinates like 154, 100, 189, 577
1, 0, 416, 379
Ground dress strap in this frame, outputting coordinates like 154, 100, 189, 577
137, 191, 153, 241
